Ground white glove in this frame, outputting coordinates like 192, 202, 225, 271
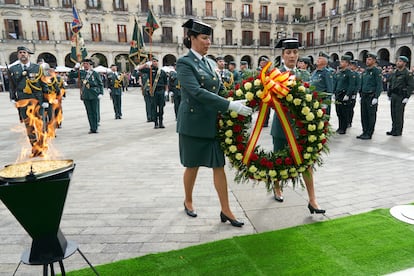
10, 99, 16, 105
351, 95, 356, 99
228, 100, 253, 116
371, 98, 378, 105
343, 95, 349, 101
388, 96, 391, 101
402, 98, 409, 104
169, 91, 174, 97
98, 94, 103, 100
164, 91, 169, 97
41, 102, 49, 108
74, 63, 81, 69
331, 94, 335, 101
108, 88, 112, 93
145, 61, 152, 67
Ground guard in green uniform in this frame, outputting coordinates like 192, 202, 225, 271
333, 55, 354, 134
348, 60, 361, 127
137, 57, 169, 128
386, 55, 414, 136
357, 52, 382, 140
69, 58, 103, 134
228, 61, 240, 84
239, 61, 251, 80
9, 46, 48, 157
168, 64, 181, 119
310, 51, 334, 117
107, 64, 123, 119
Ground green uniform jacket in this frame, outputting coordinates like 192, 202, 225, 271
69, 69, 103, 100
176, 50, 229, 139
9, 62, 48, 103
360, 66, 382, 98
334, 68, 355, 98
107, 72, 123, 96
352, 70, 361, 95
388, 68, 414, 98
310, 67, 334, 94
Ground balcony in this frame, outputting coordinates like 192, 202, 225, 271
182, 8, 197, 17
258, 13, 272, 23
360, 0, 373, 11
343, 3, 355, 14
275, 15, 289, 23
202, 9, 217, 20
222, 10, 236, 21
241, 12, 254, 22
157, 6, 176, 16
330, 7, 340, 17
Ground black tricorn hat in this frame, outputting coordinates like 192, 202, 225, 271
17, 46, 34, 54
182, 19, 212, 35
82, 58, 94, 65
275, 38, 301, 49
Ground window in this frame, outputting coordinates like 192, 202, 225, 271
62, 0, 72, 8
225, 2, 232, 18
378, 17, 389, 36
185, 0, 193, 16
320, 29, 325, 45
5, 0, 18, 4
309, 7, 314, 21
91, 23, 102, 41
37, 21, 49, 40
64, 22, 72, 40
163, 0, 172, 14
401, 12, 411, 33
361, 20, 370, 39
162, 27, 173, 43
141, 0, 148, 12
259, 5, 268, 20
345, 0, 354, 12
242, 30, 253, 46
118, 24, 127, 42
225, 29, 233, 45
306, 32, 314, 47
34, 0, 45, 6
346, 24, 353, 40
278, 7, 285, 22
243, 4, 251, 17
293, 32, 302, 44
205, 1, 213, 17
4, 19, 22, 39
321, 3, 326, 18
114, 0, 126, 11
332, 26, 338, 42
259, 31, 270, 46
87, 0, 100, 9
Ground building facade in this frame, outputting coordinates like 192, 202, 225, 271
0, 0, 413, 72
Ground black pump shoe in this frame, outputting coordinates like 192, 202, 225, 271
220, 212, 244, 227
308, 203, 326, 214
184, 202, 197, 217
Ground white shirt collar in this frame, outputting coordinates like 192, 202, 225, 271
190, 49, 204, 61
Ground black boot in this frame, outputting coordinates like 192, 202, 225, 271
154, 118, 159, 129
159, 118, 165, 128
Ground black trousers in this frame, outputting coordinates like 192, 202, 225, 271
152, 90, 166, 126
360, 93, 378, 137
390, 93, 406, 135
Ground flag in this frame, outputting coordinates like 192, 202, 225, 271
144, 9, 159, 36
71, 5, 82, 33
129, 19, 148, 67
70, 32, 87, 63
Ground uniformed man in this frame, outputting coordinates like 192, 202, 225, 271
333, 55, 354, 134
107, 64, 123, 119
9, 46, 49, 157
42, 64, 62, 134
239, 61, 251, 80
228, 61, 240, 84
310, 51, 334, 117
137, 56, 169, 129
168, 63, 181, 119
69, 58, 104, 134
348, 60, 361, 128
386, 55, 414, 136
216, 56, 233, 89
297, 56, 313, 74
357, 52, 383, 140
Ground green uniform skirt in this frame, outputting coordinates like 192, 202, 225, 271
179, 134, 225, 168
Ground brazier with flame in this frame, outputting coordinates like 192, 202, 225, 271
0, 159, 75, 264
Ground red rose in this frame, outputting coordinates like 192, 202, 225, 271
260, 157, 268, 166
296, 120, 304, 127
233, 125, 242, 132
304, 82, 310, 88
251, 153, 259, 161
266, 161, 274, 169
321, 138, 327, 144
238, 115, 245, 120
236, 135, 244, 143
236, 143, 245, 151
249, 99, 258, 107
313, 92, 318, 99
285, 157, 293, 165
235, 83, 240, 90
275, 158, 283, 165
228, 91, 234, 97
299, 129, 308, 136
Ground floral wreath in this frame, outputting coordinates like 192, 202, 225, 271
218, 63, 333, 190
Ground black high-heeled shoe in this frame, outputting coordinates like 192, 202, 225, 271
308, 203, 326, 214
184, 202, 197, 217
220, 212, 244, 227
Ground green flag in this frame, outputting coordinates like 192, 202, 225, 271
129, 18, 147, 67
70, 32, 87, 63
144, 9, 159, 36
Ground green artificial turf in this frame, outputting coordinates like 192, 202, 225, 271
66, 208, 414, 275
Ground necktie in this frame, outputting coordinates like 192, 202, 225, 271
23, 65, 27, 71
202, 57, 211, 71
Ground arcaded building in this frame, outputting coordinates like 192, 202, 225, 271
0, 0, 413, 71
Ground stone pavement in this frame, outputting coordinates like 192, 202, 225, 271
0, 88, 413, 275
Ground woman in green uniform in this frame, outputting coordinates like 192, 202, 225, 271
176, 19, 252, 227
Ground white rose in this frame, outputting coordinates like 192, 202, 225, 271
235, 153, 243, 160
286, 94, 293, 102
230, 111, 238, 118
245, 92, 254, 101
225, 138, 233, 144
293, 98, 302, 106
313, 101, 320, 109
226, 120, 234, 126
269, 170, 277, 177
244, 82, 252, 91
301, 106, 310, 115
229, 145, 237, 153
298, 86, 306, 93
305, 94, 312, 102
249, 165, 258, 173
254, 79, 262, 86
236, 89, 244, 97
306, 112, 315, 121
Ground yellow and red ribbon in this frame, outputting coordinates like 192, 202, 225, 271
242, 62, 303, 166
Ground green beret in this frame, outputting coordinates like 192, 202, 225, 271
341, 55, 352, 61
17, 46, 34, 54
299, 57, 311, 65
399, 56, 409, 63
318, 51, 329, 59
240, 61, 248, 65
366, 52, 377, 59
